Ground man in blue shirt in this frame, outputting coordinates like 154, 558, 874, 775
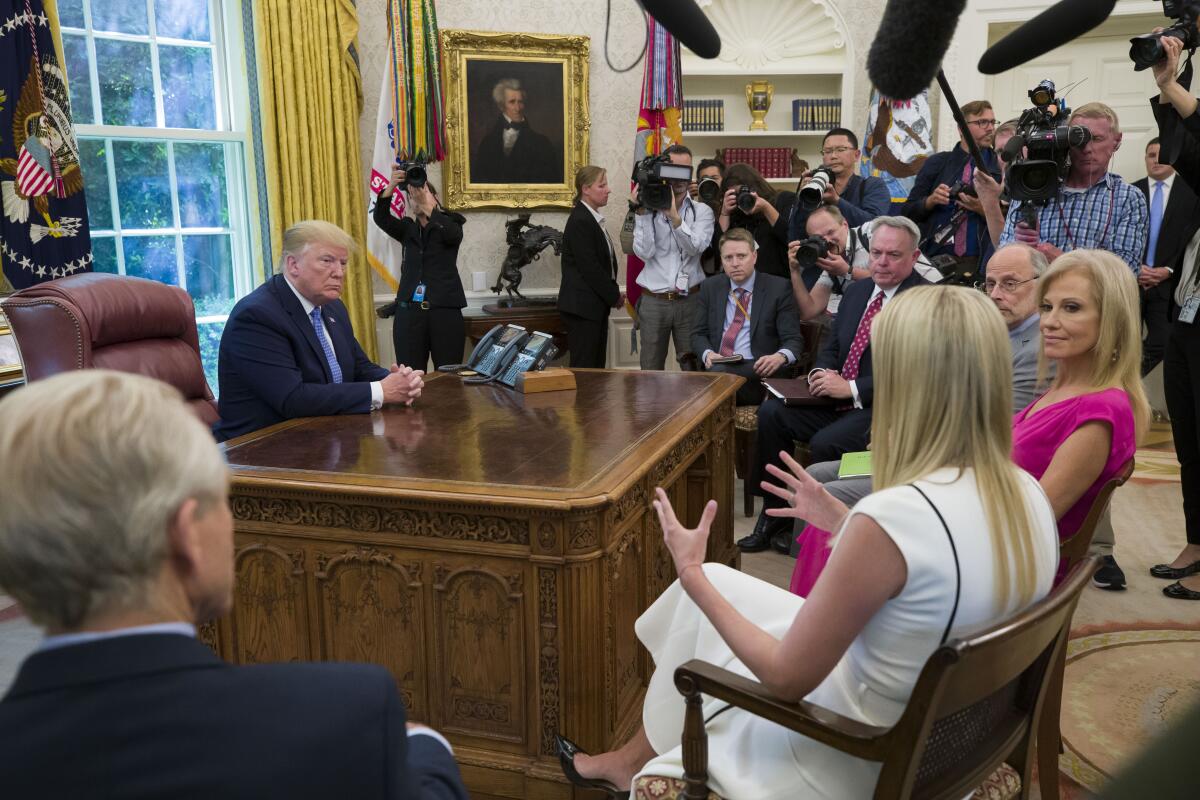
999, 102, 1148, 272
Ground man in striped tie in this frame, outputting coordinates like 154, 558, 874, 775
213, 220, 424, 442
690, 228, 804, 406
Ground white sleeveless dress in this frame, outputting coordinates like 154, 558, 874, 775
632, 467, 1059, 799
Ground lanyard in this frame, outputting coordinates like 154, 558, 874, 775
730, 289, 751, 319
1054, 178, 1115, 252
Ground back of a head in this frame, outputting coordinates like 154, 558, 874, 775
872, 286, 1042, 607
0, 370, 228, 630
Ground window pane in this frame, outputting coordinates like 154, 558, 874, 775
58, 0, 85, 28
159, 45, 215, 129
113, 140, 172, 228
197, 318, 225, 397
91, 236, 119, 273
78, 138, 113, 230
174, 142, 227, 227
155, 0, 211, 42
185, 235, 234, 311
96, 39, 156, 127
92, 0, 149, 35
61, 33, 94, 124
123, 235, 178, 285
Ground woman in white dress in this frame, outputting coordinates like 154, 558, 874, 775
556, 285, 1061, 800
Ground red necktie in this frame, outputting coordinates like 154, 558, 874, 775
719, 288, 750, 356
841, 291, 884, 381
954, 160, 973, 257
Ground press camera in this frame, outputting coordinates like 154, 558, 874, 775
1130, 0, 1200, 71
797, 166, 836, 211
793, 235, 833, 269
1002, 80, 1091, 204
632, 154, 693, 211
697, 176, 722, 204
395, 160, 428, 191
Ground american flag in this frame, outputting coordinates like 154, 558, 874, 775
15, 135, 55, 198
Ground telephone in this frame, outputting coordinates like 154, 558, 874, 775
439, 324, 528, 378
495, 331, 558, 388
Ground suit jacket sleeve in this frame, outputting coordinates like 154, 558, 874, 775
1010, 335, 1040, 414
814, 310, 843, 372
426, 210, 465, 247
691, 281, 717, 358
224, 306, 375, 417
373, 192, 414, 243
1153, 95, 1200, 193
774, 287, 805, 358
381, 670, 468, 800
565, 213, 620, 307
901, 153, 944, 222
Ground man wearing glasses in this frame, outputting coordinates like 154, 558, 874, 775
902, 100, 1003, 282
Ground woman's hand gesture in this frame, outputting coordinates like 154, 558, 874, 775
761, 450, 849, 531
652, 487, 717, 579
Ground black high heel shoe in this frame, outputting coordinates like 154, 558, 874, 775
555, 734, 632, 799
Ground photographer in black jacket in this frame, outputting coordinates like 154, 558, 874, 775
714, 163, 796, 279
374, 167, 468, 371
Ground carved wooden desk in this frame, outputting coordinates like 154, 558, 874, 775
213, 370, 740, 799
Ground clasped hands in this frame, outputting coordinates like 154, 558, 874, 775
385, 168, 438, 218
381, 364, 424, 406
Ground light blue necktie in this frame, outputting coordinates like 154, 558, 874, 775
1147, 180, 1164, 266
309, 307, 343, 384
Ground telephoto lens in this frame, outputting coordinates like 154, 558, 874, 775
798, 166, 835, 211
697, 177, 721, 204
735, 186, 757, 214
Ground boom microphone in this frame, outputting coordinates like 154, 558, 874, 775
638, 0, 721, 59
978, 0, 1117, 74
867, 0, 968, 100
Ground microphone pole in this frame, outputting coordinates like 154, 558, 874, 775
936, 70, 988, 172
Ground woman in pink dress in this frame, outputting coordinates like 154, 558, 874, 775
775, 249, 1149, 595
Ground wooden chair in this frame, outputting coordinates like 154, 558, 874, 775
655, 556, 1101, 800
1036, 458, 1135, 800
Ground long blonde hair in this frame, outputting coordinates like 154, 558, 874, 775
1036, 249, 1150, 440
872, 286, 1041, 607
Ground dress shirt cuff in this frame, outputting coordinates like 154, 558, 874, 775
701, 349, 714, 365
779, 349, 796, 364
370, 381, 384, 410
408, 727, 454, 754
849, 379, 863, 409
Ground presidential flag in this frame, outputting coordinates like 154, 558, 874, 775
0, 0, 91, 290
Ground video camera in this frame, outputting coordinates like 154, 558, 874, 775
395, 160, 428, 191
1130, 0, 1200, 71
1002, 80, 1091, 204
632, 154, 692, 211
793, 235, 833, 269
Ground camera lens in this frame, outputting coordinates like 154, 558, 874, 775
698, 178, 721, 203
736, 188, 757, 214
406, 164, 428, 188
642, 183, 673, 211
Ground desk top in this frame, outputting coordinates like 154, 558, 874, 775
223, 370, 739, 504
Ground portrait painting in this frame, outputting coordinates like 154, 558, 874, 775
442, 30, 589, 210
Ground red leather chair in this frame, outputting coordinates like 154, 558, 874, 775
1, 273, 218, 426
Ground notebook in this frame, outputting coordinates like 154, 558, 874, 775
762, 377, 838, 407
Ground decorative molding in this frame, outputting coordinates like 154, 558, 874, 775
536, 520, 558, 551
606, 482, 648, 529
313, 546, 422, 625
650, 427, 707, 487
686, 0, 846, 71
233, 543, 304, 619
568, 518, 598, 549
537, 567, 560, 755
197, 621, 220, 653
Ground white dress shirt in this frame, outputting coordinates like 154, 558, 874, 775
632, 194, 715, 294
501, 114, 520, 156
582, 199, 617, 273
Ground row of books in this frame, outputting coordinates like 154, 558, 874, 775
719, 147, 796, 179
682, 99, 725, 132
792, 98, 842, 131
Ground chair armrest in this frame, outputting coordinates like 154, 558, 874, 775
674, 660, 892, 760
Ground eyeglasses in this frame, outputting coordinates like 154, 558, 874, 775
975, 277, 1036, 293
820, 146, 855, 156
967, 119, 997, 129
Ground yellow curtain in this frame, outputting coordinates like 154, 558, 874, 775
253, 0, 378, 361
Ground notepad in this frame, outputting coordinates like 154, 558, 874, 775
838, 451, 872, 479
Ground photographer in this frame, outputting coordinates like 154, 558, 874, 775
692, 157, 726, 275
1145, 29, 1200, 601
901, 100, 1002, 280
714, 163, 796, 279
632, 144, 716, 370
374, 166, 468, 371
998, 102, 1148, 272
786, 128, 891, 277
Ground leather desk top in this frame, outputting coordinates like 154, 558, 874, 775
222, 370, 740, 505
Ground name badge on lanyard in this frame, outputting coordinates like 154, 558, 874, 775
1181, 295, 1199, 324
413, 283, 426, 303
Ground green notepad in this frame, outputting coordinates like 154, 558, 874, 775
838, 451, 872, 479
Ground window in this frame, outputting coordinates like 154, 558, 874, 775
59, 0, 261, 393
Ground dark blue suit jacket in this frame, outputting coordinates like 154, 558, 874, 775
815, 270, 929, 407
0, 634, 467, 799
214, 274, 389, 441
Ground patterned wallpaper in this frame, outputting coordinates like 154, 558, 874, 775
355, 0, 887, 299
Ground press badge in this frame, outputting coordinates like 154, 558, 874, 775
413, 283, 426, 303
674, 271, 690, 294
1181, 295, 1200, 324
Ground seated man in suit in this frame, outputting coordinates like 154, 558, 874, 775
691, 228, 804, 405
214, 220, 424, 442
0, 370, 467, 799
739, 216, 929, 553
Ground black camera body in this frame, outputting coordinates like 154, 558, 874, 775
793, 235, 833, 269
798, 166, 836, 211
396, 160, 428, 191
735, 185, 758, 214
1130, 0, 1200, 71
1004, 80, 1091, 204
632, 154, 693, 211
946, 179, 978, 205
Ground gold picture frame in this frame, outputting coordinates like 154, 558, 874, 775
441, 29, 589, 210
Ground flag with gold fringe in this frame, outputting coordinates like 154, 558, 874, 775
366, 0, 446, 291
625, 15, 683, 315
0, 0, 91, 290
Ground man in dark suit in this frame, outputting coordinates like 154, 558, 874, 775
213, 220, 424, 442
0, 370, 467, 799
1134, 137, 1200, 376
740, 216, 929, 553
558, 166, 621, 367
691, 228, 804, 405
471, 78, 561, 184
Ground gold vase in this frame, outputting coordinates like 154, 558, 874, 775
746, 80, 774, 131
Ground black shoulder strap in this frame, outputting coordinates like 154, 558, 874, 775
909, 483, 962, 646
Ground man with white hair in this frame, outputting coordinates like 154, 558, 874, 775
0, 371, 467, 799
213, 219, 424, 442
471, 77, 561, 184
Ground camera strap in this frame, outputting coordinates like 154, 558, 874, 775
1055, 178, 1116, 252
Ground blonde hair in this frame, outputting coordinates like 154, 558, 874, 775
276, 220, 358, 273
0, 371, 229, 629
872, 286, 1041, 607
573, 165, 606, 204
1037, 249, 1150, 438
1070, 101, 1121, 135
